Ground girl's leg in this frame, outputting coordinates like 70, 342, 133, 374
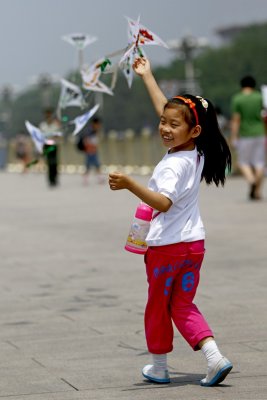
199, 338, 233, 386
142, 353, 170, 384
144, 248, 175, 354
145, 243, 211, 353
143, 243, 206, 383
170, 245, 233, 386
142, 247, 180, 383
170, 249, 213, 350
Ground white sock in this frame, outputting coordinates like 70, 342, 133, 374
151, 353, 168, 372
201, 340, 223, 370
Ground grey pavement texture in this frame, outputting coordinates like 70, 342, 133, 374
0, 171, 267, 400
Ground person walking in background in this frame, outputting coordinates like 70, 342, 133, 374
109, 57, 233, 387
230, 76, 266, 200
82, 117, 104, 185
14, 131, 31, 173
39, 108, 62, 187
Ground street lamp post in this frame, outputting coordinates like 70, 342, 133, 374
0, 85, 13, 136
167, 34, 208, 94
38, 74, 53, 108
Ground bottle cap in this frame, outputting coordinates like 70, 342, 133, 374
135, 203, 153, 221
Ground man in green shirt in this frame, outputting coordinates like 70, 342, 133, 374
230, 76, 265, 200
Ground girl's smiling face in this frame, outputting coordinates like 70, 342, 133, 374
159, 105, 201, 153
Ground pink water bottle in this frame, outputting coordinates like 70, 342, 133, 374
125, 202, 153, 254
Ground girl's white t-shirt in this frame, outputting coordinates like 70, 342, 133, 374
146, 148, 205, 246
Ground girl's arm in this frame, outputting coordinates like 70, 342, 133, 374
133, 57, 167, 117
109, 172, 172, 212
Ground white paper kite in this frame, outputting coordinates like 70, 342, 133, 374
119, 16, 168, 87
81, 59, 114, 95
120, 46, 147, 89
58, 79, 85, 109
120, 54, 134, 89
71, 104, 100, 136
25, 121, 45, 153
62, 33, 97, 50
25, 121, 63, 153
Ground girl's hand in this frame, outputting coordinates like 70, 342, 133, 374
132, 57, 151, 77
109, 172, 131, 190
109, 171, 172, 212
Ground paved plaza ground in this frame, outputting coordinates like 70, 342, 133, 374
0, 171, 266, 399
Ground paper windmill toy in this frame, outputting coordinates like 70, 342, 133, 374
81, 58, 114, 95
58, 79, 86, 109
24, 121, 62, 167
62, 33, 97, 50
71, 104, 100, 136
120, 16, 168, 88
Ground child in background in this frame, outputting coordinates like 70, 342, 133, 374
109, 57, 232, 386
15, 131, 31, 173
83, 117, 104, 185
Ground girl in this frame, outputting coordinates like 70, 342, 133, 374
109, 57, 232, 386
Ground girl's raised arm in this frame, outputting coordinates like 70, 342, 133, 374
133, 57, 167, 116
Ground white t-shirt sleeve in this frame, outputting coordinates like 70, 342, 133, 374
156, 166, 184, 204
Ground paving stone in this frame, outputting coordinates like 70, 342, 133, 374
0, 173, 266, 399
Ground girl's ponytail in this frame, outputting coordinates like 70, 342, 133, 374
195, 99, 231, 186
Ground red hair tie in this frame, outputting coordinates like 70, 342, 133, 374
172, 96, 199, 125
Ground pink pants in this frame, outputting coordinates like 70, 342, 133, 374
144, 240, 213, 354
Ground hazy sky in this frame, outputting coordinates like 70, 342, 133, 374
0, 0, 267, 91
